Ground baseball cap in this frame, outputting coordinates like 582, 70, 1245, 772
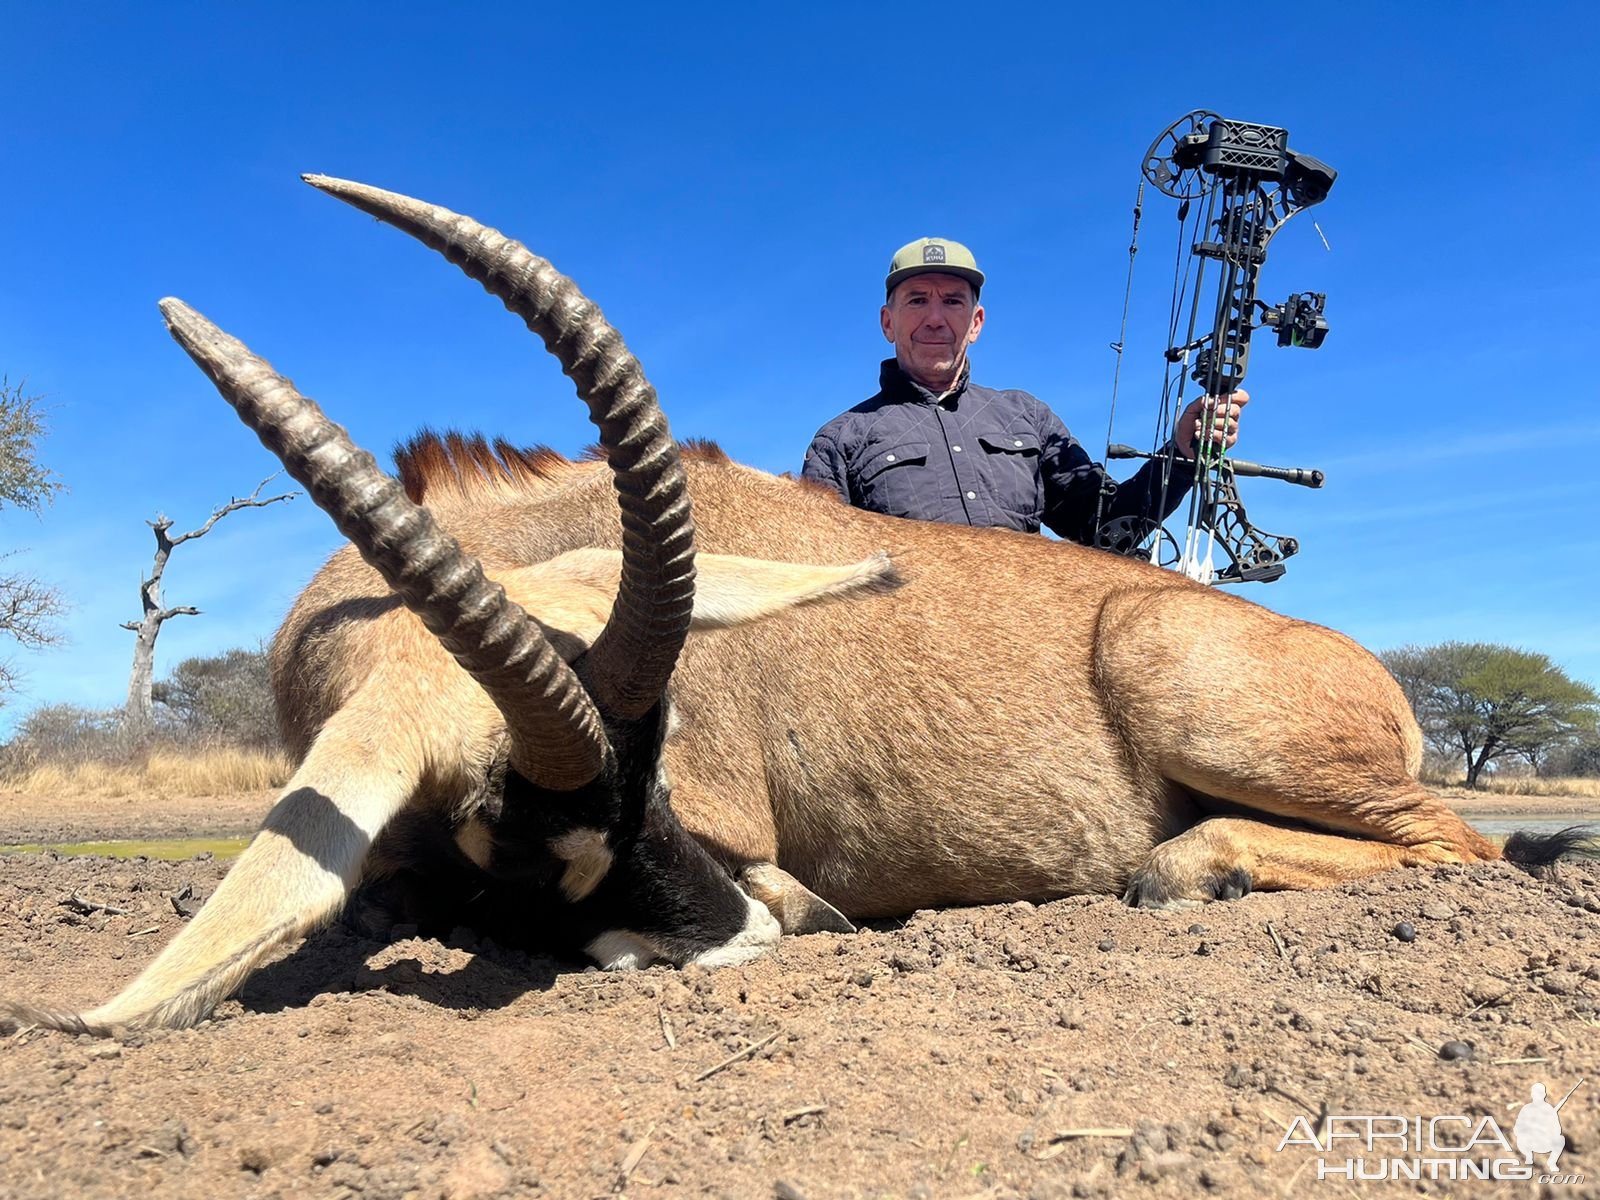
885, 237, 984, 298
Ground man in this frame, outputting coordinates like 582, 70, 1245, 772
802, 237, 1246, 545
1512, 1083, 1568, 1170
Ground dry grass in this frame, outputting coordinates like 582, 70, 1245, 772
1466, 775, 1600, 799
1, 748, 291, 798
1423, 771, 1600, 800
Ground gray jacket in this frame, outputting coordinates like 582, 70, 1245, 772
802, 359, 1193, 544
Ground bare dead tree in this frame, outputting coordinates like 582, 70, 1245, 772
122, 476, 298, 734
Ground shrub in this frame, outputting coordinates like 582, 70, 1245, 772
1, 703, 139, 770
153, 646, 278, 749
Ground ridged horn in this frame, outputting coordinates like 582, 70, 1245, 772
159, 298, 609, 791
302, 174, 695, 720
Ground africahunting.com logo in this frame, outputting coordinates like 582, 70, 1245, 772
1275, 1078, 1584, 1184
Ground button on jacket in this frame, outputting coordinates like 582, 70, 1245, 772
802, 359, 1195, 544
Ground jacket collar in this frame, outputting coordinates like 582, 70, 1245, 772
878, 356, 971, 406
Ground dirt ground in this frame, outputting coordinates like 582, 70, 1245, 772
1, 791, 1597, 1199
0, 789, 272, 846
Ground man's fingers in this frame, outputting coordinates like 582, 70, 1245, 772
1183, 390, 1246, 454
1179, 391, 1246, 457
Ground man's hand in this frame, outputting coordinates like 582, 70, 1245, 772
1175, 390, 1248, 460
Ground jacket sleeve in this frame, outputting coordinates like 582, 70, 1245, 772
1103, 444, 1197, 532
801, 430, 852, 505
1037, 401, 1196, 545
1037, 404, 1112, 544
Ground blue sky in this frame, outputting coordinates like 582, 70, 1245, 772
3, 2, 1597, 730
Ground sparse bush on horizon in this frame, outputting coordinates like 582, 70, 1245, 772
0, 703, 141, 771
1472, 774, 1600, 799
0, 646, 289, 796
1420, 762, 1600, 800
1548, 736, 1600, 779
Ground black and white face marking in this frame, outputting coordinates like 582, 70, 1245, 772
584, 892, 779, 971
373, 699, 779, 970
548, 827, 614, 902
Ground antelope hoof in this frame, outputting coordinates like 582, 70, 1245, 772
1123, 864, 1253, 910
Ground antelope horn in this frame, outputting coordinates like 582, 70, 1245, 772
301, 175, 695, 720
160, 299, 609, 791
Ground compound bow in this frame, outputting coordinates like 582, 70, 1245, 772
1094, 110, 1336, 584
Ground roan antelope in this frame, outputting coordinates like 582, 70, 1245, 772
3, 177, 1574, 1035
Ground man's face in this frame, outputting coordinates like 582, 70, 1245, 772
881, 273, 984, 391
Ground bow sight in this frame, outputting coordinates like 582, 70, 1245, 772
1095, 111, 1335, 585
1262, 293, 1329, 350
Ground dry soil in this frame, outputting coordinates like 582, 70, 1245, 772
1, 791, 1597, 1199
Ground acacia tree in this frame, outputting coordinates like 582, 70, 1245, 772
122, 476, 297, 736
1380, 642, 1600, 787
0, 377, 65, 696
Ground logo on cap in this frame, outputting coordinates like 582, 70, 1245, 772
923, 244, 946, 264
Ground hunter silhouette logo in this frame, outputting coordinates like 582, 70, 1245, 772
1514, 1078, 1584, 1170
922, 244, 946, 264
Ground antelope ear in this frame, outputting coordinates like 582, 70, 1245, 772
529, 547, 902, 634
690, 549, 903, 628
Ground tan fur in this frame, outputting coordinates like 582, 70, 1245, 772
534, 547, 902, 636
290, 442, 1490, 922
550, 828, 615, 901
1134, 817, 1481, 899
369, 445, 1489, 920
11, 662, 450, 1033
453, 817, 494, 870
740, 863, 856, 934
